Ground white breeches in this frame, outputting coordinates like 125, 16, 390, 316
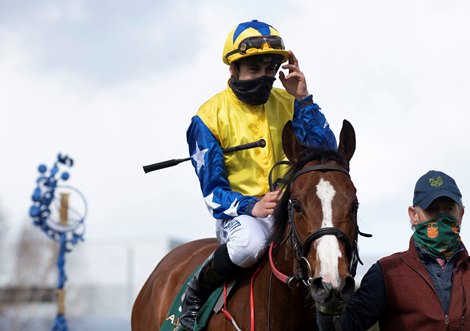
215, 215, 274, 268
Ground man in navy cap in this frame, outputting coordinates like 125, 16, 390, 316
317, 170, 470, 331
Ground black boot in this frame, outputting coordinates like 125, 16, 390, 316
179, 244, 240, 331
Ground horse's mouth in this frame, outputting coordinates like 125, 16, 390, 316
310, 275, 355, 316
315, 299, 347, 316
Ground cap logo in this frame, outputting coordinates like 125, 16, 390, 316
429, 176, 443, 187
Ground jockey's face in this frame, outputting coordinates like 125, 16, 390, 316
230, 59, 278, 80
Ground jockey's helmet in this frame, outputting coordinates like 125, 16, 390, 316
222, 20, 290, 65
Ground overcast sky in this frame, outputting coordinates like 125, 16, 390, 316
1, 0, 470, 262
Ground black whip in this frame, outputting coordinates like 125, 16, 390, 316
143, 138, 266, 173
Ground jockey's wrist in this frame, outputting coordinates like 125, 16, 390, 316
295, 92, 310, 100
295, 94, 313, 107
246, 199, 259, 216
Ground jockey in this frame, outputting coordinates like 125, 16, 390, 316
180, 19, 337, 330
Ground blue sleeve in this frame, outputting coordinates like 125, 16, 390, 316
337, 263, 386, 331
186, 116, 258, 220
292, 95, 337, 150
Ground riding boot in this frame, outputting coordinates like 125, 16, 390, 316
179, 244, 240, 331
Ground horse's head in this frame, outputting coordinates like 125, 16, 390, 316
272, 120, 361, 315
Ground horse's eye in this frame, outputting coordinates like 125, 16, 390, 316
291, 199, 302, 213
350, 199, 359, 215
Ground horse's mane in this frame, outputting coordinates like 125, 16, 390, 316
269, 149, 350, 244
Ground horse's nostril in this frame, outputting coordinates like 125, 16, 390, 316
311, 277, 333, 300
340, 275, 356, 300
312, 277, 324, 290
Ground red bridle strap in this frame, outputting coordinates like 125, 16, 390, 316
220, 255, 267, 331
269, 242, 293, 285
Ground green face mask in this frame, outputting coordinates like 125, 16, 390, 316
413, 214, 461, 259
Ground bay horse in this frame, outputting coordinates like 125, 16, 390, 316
132, 119, 367, 330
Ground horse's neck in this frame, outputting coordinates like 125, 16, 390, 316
276, 240, 297, 274
260, 242, 318, 329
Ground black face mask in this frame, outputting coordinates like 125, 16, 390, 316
229, 75, 276, 105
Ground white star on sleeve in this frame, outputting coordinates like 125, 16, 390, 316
223, 198, 239, 217
191, 142, 209, 174
204, 192, 221, 215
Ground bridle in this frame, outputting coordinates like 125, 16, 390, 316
269, 163, 371, 287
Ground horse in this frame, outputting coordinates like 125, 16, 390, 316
132, 119, 366, 330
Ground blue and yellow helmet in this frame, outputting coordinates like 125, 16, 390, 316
222, 20, 290, 65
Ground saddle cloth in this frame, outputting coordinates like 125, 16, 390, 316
160, 265, 235, 331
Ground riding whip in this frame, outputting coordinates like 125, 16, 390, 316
143, 138, 266, 173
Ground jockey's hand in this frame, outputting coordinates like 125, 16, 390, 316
251, 190, 282, 218
278, 51, 310, 100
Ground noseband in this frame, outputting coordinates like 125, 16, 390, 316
270, 163, 371, 287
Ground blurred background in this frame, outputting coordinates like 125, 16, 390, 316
1, 0, 469, 329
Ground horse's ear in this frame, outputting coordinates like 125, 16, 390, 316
338, 119, 356, 161
282, 121, 307, 164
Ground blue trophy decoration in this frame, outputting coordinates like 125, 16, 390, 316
29, 154, 87, 331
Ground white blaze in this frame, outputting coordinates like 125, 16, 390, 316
315, 178, 342, 288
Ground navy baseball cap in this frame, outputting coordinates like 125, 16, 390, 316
413, 170, 463, 209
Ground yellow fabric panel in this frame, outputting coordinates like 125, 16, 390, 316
197, 86, 294, 197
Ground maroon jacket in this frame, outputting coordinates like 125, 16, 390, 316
378, 238, 470, 331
